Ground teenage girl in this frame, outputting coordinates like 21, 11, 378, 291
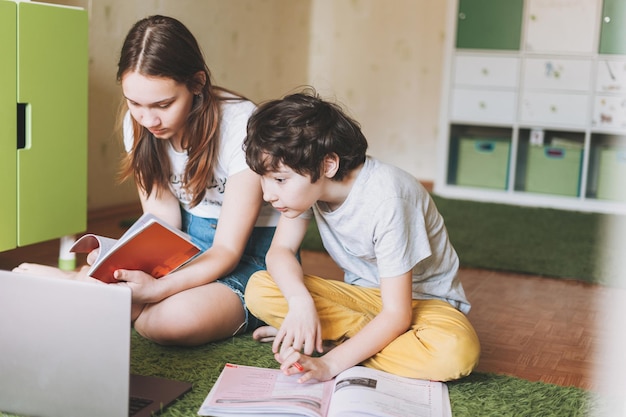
15, 15, 279, 347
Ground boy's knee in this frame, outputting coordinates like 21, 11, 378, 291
246, 270, 273, 290
244, 269, 272, 295
389, 321, 481, 381
244, 270, 288, 328
244, 270, 277, 315
428, 331, 481, 381
416, 301, 481, 381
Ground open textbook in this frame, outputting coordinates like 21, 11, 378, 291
198, 363, 452, 417
70, 213, 201, 283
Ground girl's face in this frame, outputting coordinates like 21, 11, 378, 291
121, 71, 195, 149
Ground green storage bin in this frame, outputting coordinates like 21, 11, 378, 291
597, 148, 626, 202
525, 146, 582, 196
456, 138, 510, 189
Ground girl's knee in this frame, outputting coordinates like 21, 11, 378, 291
134, 307, 204, 346
133, 314, 173, 345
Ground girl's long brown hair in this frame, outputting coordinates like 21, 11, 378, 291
117, 15, 242, 208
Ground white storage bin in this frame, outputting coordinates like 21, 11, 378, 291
453, 55, 520, 88
451, 89, 517, 124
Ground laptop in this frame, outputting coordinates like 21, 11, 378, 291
0, 270, 192, 417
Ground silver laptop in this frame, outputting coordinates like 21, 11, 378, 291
0, 270, 192, 417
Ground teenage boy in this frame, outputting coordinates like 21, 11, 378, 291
243, 89, 480, 383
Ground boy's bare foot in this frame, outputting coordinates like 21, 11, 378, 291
252, 325, 278, 343
12, 263, 77, 279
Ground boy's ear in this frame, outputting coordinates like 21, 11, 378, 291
323, 153, 340, 178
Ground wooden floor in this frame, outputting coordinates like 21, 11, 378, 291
0, 204, 602, 391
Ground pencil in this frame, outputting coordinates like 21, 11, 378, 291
293, 362, 304, 372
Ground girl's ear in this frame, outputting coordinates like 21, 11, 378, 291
323, 153, 340, 178
192, 71, 207, 95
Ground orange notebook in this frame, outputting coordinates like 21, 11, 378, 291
70, 213, 201, 283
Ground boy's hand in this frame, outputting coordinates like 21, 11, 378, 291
272, 296, 323, 357
275, 349, 336, 383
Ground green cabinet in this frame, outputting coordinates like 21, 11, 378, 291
0, 1, 87, 251
456, 0, 524, 50
599, 0, 626, 55
0, 1, 17, 251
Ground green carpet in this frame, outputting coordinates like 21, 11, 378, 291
301, 195, 626, 286
126, 332, 594, 417
0, 333, 595, 417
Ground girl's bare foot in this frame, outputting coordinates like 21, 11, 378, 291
12, 263, 77, 279
12, 263, 99, 284
252, 325, 278, 343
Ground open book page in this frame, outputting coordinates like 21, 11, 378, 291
198, 364, 334, 417
198, 364, 452, 417
327, 366, 451, 417
70, 213, 201, 283
69, 235, 118, 260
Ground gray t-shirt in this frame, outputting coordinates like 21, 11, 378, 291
313, 156, 470, 313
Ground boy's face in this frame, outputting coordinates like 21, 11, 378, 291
260, 163, 322, 218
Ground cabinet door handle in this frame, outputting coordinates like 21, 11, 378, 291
475, 141, 495, 153
17, 103, 27, 150
545, 147, 565, 159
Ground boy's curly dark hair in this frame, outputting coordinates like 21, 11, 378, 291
244, 88, 368, 182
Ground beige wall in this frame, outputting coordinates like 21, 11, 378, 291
42, 0, 447, 210
308, 0, 446, 185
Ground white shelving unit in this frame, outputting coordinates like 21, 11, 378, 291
436, 0, 626, 214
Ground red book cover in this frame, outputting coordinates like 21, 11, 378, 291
70, 213, 201, 283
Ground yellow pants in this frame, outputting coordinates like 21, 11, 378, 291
245, 271, 481, 381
